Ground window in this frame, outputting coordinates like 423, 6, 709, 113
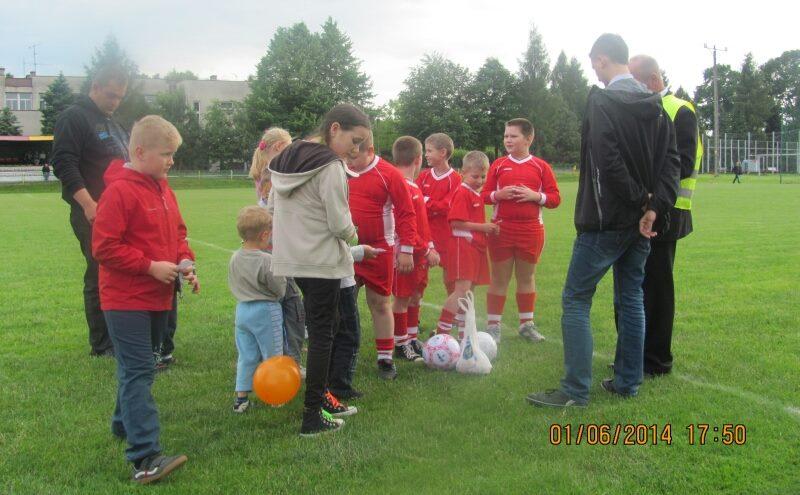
144, 94, 158, 105
193, 101, 200, 113
218, 101, 235, 112
5, 92, 33, 111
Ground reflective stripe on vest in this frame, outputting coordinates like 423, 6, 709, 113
662, 94, 703, 210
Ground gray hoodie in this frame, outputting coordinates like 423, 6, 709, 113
267, 141, 357, 279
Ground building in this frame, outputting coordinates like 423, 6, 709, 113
1, 67, 250, 136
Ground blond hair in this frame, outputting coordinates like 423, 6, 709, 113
129, 115, 182, 152
461, 151, 489, 173
425, 133, 454, 159
249, 127, 292, 181
237, 206, 272, 242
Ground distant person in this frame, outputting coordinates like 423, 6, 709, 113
41, 161, 51, 181
51, 64, 130, 357
733, 162, 742, 183
526, 33, 680, 408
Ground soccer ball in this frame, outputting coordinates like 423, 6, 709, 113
423, 334, 461, 370
476, 331, 498, 362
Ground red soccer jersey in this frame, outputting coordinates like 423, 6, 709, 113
481, 154, 561, 224
403, 178, 434, 254
349, 156, 417, 252
447, 183, 487, 250
416, 167, 461, 253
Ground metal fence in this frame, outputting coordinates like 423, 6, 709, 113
701, 132, 800, 175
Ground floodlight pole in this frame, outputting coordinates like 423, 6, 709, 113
705, 44, 727, 176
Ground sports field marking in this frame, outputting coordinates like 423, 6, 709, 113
190, 237, 800, 420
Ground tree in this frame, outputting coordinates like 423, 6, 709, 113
245, 18, 373, 139
373, 101, 401, 157
154, 88, 205, 169
164, 70, 199, 83
550, 52, 590, 121
694, 64, 738, 134
203, 101, 249, 169
730, 53, 774, 138
762, 50, 800, 131
395, 53, 474, 147
40, 73, 75, 135
0, 107, 22, 136
467, 57, 520, 156
675, 86, 692, 103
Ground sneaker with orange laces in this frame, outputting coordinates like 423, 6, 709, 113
322, 390, 358, 418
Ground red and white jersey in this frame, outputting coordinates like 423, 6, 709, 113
416, 166, 461, 251
348, 155, 416, 252
481, 154, 561, 224
403, 178, 434, 254
448, 183, 487, 250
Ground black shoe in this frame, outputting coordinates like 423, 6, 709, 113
300, 408, 344, 437
377, 359, 397, 380
322, 390, 358, 417
601, 378, 635, 398
330, 388, 364, 400
154, 353, 169, 372
160, 354, 176, 366
394, 343, 423, 362
91, 348, 115, 358
131, 453, 188, 484
409, 339, 424, 356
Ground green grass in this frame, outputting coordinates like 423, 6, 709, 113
1, 177, 798, 494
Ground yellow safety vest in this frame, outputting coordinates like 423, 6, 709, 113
661, 94, 703, 210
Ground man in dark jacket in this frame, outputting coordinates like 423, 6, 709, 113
629, 55, 702, 376
52, 65, 130, 357
527, 34, 680, 407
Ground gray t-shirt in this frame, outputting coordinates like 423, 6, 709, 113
228, 249, 286, 302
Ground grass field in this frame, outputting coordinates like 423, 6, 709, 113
1, 176, 798, 494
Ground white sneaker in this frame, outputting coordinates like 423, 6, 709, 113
518, 321, 545, 343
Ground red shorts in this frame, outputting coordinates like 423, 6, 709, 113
392, 252, 429, 298
355, 250, 394, 296
488, 221, 545, 263
444, 237, 490, 286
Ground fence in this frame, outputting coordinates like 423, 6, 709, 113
701, 131, 800, 176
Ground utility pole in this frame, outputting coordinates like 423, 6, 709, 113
705, 44, 727, 176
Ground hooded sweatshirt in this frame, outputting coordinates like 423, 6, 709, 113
267, 141, 357, 279
92, 160, 194, 311
575, 85, 680, 233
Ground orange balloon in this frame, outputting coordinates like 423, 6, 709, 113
252, 356, 302, 406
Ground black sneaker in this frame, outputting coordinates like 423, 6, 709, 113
601, 378, 636, 398
233, 397, 250, 413
300, 408, 344, 437
161, 354, 176, 366
131, 453, 188, 484
394, 343, 424, 362
409, 339, 424, 356
377, 359, 397, 380
154, 353, 168, 372
322, 390, 357, 417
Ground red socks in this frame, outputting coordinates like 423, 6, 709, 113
516, 292, 536, 325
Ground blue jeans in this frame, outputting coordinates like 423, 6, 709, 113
105, 310, 166, 463
235, 300, 284, 392
560, 228, 650, 403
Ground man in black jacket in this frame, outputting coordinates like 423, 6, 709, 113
527, 34, 680, 407
52, 65, 130, 357
629, 55, 702, 376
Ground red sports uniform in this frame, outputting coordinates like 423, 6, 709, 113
481, 154, 560, 263
444, 183, 489, 285
349, 156, 417, 296
416, 167, 461, 263
393, 179, 434, 298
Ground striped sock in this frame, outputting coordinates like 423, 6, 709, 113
516, 292, 536, 325
455, 311, 465, 340
393, 312, 409, 346
437, 308, 455, 335
407, 305, 420, 340
376, 338, 394, 361
486, 293, 506, 327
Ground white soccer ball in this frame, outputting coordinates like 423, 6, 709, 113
423, 334, 461, 370
476, 331, 498, 362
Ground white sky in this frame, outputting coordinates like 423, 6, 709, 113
2, 0, 796, 105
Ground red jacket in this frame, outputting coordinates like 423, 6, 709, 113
92, 160, 194, 311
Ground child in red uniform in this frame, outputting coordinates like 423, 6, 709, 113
347, 132, 417, 380
482, 118, 561, 343
416, 133, 461, 295
390, 136, 440, 360
437, 151, 498, 339
92, 115, 199, 484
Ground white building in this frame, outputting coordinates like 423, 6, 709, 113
1, 67, 250, 135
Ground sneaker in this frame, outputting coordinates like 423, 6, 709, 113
299, 366, 307, 380
409, 338, 424, 356
486, 324, 502, 343
525, 389, 588, 408
160, 354, 176, 366
131, 453, 188, 484
154, 354, 169, 372
518, 321, 545, 343
377, 359, 398, 380
601, 378, 636, 398
300, 408, 344, 437
395, 343, 424, 362
322, 390, 358, 417
233, 397, 250, 413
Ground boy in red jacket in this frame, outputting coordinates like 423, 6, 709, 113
92, 115, 198, 484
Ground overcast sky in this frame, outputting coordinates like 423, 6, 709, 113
2, 1, 796, 105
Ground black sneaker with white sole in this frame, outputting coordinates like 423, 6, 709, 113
131, 453, 188, 484
322, 390, 357, 417
377, 359, 398, 380
394, 343, 424, 362
409, 339, 424, 356
300, 408, 344, 437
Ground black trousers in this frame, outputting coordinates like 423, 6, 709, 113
642, 240, 677, 374
69, 206, 113, 355
159, 283, 180, 355
328, 285, 361, 396
294, 277, 341, 411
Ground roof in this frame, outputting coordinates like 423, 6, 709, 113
0, 135, 54, 142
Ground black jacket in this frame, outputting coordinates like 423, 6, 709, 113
659, 100, 699, 241
51, 96, 129, 207
575, 86, 680, 233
